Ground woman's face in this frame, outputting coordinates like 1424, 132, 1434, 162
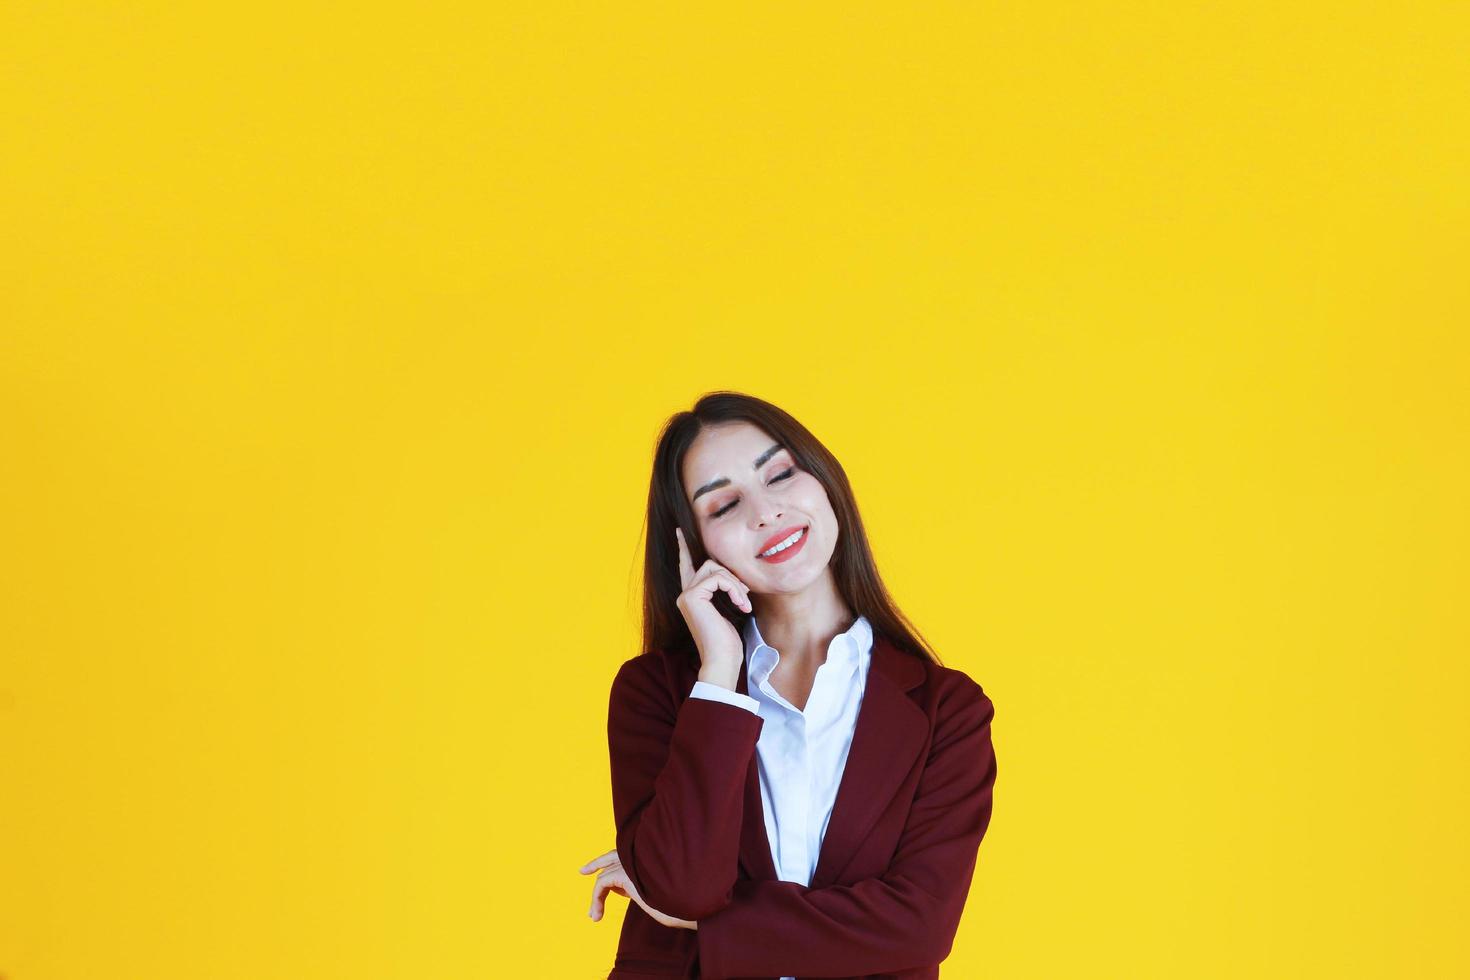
681, 421, 839, 596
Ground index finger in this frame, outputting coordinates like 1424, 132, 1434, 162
675, 526, 694, 590
579, 848, 620, 874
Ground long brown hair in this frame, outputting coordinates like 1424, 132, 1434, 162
638, 390, 943, 668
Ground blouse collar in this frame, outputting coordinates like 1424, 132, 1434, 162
742, 612, 873, 687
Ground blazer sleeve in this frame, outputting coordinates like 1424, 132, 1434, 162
695, 679, 997, 979
607, 654, 765, 921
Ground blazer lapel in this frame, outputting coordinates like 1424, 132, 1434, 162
735, 654, 779, 881
732, 629, 928, 889
809, 632, 927, 888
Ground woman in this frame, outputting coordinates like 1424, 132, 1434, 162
578, 391, 998, 979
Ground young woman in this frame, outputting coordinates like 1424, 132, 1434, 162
578, 391, 998, 979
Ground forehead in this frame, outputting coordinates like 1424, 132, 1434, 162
683, 421, 779, 479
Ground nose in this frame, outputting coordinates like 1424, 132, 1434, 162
748, 485, 785, 528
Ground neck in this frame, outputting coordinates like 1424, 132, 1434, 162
750, 571, 854, 667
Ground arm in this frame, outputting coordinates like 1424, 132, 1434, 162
695, 679, 998, 979
608, 656, 764, 921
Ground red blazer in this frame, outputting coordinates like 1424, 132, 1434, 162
604, 628, 998, 979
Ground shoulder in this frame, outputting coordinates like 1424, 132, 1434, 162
903, 659, 997, 778
914, 657, 995, 725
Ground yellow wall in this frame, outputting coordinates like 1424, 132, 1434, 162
3, 3, 1466, 977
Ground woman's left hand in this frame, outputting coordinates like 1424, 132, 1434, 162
579, 847, 698, 930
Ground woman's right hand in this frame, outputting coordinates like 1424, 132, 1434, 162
675, 526, 752, 672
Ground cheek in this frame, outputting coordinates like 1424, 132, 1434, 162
704, 527, 745, 567
796, 478, 834, 520
712, 530, 764, 575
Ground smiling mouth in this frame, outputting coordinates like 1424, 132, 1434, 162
757, 525, 808, 559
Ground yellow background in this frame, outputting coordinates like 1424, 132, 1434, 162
3, 2, 1467, 977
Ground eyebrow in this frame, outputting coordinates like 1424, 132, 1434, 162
691, 443, 785, 503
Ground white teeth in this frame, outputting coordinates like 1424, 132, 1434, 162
760, 527, 805, 557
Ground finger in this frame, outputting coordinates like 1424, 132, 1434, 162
590, 875, 629, 921
578, 850, 619, 875
731, 576, 752, 612
710, 570, 751, 612
693, 568, 752, 613
578, 849, 619, 874
676, 526, 694, 591
590, 872, 622, 918
590, 879, 609, 920
695, 560, 752, 606
731, 573, 752, 610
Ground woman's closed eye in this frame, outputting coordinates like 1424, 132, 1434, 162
711, 467, 795, 518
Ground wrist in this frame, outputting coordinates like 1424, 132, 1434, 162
696, 662, 740, 691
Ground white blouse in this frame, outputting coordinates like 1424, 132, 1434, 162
688, 613, 875, 978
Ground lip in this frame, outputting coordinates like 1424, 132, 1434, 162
756, 524, 809, 563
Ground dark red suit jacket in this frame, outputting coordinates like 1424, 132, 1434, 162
604, 629, 998, 979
